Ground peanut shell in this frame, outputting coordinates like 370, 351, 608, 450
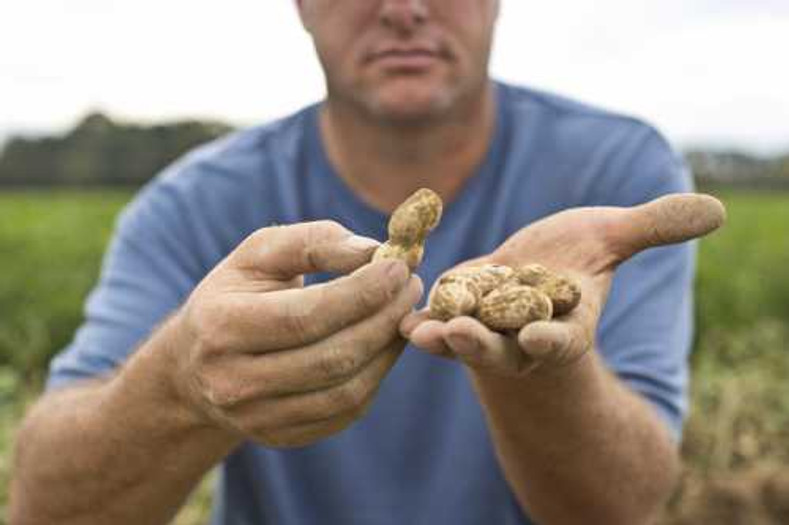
429, 281, 478, 321
477, 284, 553, 332
516, 264, 581, 317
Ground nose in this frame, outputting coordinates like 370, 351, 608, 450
380, 0, 429, 34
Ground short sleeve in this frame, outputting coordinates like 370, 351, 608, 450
44, 122, 306, 391
592, 127, 696, 441
45, 176, 207, 390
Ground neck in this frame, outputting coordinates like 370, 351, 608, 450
319, 81, 497, 213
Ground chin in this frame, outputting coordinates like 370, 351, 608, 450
365, 80, 459, 124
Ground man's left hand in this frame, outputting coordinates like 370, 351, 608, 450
401, 193, 725, 377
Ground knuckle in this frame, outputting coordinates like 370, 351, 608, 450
315, 345, 355, 381
304, 220, 347, 257
382, 301, 409, 330
249, 225, 277, 245
334, 349, 362, 377
332, 379, 368, 413
353, 280, 391, 311
312, 220, 346, 239
198, 329, 233, 359
246, 418, 278, 443
194, 369, 239, 409
350, 333, 380, 359
255, 428, 291, 448
282, 297, 322, 342
239, 227, 273, 259
204, 384, 239, 409
189, 302, 236, 356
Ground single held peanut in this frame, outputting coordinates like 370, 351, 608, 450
429, 263, 582, 332
373, 188, 443, 271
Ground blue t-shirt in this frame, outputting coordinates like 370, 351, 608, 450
47, 81, 694, 525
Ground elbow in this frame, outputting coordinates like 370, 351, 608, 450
9, 409, 47, 525
9, 396, 87, 525
576, 442, 681, 525
642, 444, 682, 524
611, 441, 682, 525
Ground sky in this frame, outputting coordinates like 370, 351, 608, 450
1, 0, 788, 154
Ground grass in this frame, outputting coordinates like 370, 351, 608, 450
0, 188, 788, 523
688, 190, 789, 472
0, 191, 129, 383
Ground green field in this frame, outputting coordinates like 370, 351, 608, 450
1, 189, 788, 523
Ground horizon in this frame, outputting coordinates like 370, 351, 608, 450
1, 108, 787, 159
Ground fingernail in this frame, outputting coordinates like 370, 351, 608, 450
343, 235, 380, 252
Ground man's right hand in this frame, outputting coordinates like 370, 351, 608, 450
169, 220, 423, 448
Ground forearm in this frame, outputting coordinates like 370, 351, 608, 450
10, 318, 239, 525
470, 351, 679, 525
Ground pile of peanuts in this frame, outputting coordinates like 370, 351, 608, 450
429, 263, 581, 331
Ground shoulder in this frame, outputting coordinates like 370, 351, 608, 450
116, 105, 318, 256
500, 81, 656, 138
128, 103, 316, 206
499, 81, 680, 159
496, 81, 689, 205
156, 104, 316, 192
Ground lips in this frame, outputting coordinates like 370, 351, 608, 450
367, 45, 446, 69
374, 48, 438, 59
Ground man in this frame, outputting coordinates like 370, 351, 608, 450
11, 1, 724, 524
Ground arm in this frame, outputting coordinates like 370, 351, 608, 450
469, 347, 678, 524
11, 319, 237, 525
11, 221, 422, 525
402, 194, 725, 524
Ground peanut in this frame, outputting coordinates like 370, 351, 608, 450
429, 263, 581, 332
477, 283, 554, 332
429, 264, 516, 321
516, 264, 582, 316
430, 281, 478, 321
373, 188, 443, 271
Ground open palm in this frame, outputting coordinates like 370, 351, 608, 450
400, 193, 726, 376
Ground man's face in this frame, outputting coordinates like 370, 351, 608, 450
297, 0, 500, 123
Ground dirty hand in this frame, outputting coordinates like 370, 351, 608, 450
401, 194, 725, 377
169, 221, 423, 447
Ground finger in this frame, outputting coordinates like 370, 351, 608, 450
236, 340, 404, 433
208, 276, 422, 401
234, 220, 381, 279
517, 319, 591, 367
408, 320, 455, 358
609, 193, 726, 260
399, 308, 432, 339
236, 259, 414, 350
253, 412, 357, 449
443, 317, 533, 375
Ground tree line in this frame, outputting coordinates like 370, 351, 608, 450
0, 112, 231, 187
0, 112, 787, 187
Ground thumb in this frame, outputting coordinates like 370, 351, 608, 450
610, 193, 726, 260
233, 220, 381, 280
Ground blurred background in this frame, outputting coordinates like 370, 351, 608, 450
1, 1, 788, 523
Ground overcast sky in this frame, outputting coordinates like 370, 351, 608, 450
1, 0, 787, 153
